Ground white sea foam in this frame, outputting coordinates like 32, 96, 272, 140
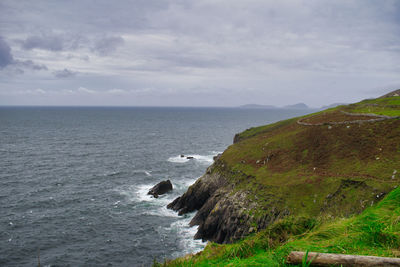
168, 152, 221, 164
167, 213, 206, 257
117, 178, 206, 256
133, 170, 152, 177
167, 155, 190, 163
144, 206, 180, 218
119, 183, 177, 206
133, 184, 154, 202
117, 184, 152, 202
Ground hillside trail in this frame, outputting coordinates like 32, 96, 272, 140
297, 111, 398, 126
299, 169, 399, 184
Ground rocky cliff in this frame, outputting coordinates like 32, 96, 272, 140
168, 93, 400, 244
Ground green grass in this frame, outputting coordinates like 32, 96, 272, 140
159, 187, 400, 266
344, 96, 400, 116
156, 95, 400, 266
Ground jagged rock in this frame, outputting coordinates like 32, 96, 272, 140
379, 89, 400, 98
167, 170, 227, 215
213, 153, 222, 161
167, 160, 288, 243
148, 180, 173, 198
233, 133, 241, 144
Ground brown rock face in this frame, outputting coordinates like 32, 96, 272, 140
167, 165, 289, 243
167, 167, 227, 215
379, 89, 400, 98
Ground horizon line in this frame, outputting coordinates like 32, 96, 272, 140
0, 104, 322, 109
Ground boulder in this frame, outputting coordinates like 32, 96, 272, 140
148, 180, 173, 198
213, 153, 222, 161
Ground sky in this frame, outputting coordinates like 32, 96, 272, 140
0, 0, 399, 107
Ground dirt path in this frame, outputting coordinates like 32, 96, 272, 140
297, 111, 397, 126
299, 169, 399, 184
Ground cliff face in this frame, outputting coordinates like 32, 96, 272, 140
168, 94, 400, 244
168, 161, 294, 243
167, 166, 228, 216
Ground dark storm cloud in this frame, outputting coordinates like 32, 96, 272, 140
92, 36, 124, 56
53, 68, 77, 78
0, 36, 14, 68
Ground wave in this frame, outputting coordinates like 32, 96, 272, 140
118, 183, 176, 205
132, 170, 152, 177
168, 152, 222, 164
144, 206, 180, 218
115, 180, 206, 258
104, 171, 123, 177
167, 213, 206, 257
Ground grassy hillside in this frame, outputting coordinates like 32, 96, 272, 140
160, 185, 400, 266
344, 96, 400, 117
221, 96, 400, 220
160, 94, 400, 266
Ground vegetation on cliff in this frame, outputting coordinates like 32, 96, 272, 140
161, 91, 400, 266
159, 185, 400, 266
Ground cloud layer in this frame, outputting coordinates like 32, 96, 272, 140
0, 0, 400, 106
0, 37, 14, 68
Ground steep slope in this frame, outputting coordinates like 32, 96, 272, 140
162, 182, 400, 266
168, 93, 400, 245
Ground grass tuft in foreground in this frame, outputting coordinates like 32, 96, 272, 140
160, 184, 400, 266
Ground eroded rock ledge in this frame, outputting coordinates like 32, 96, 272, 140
167, 161, 289, 243
167, 165, 228, 216
167, 159, 389, 244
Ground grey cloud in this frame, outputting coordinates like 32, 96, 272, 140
0, 36, 48, 72
18, 33, 89, 52
14, 60, 48, 71
53, 68, 77, 78
92, 36, 124, 56
21, 35, 63, 51
0, 0, 169, 34
0, 36, 14, 68
19, 33, 125, 56
1, 1, 400, 106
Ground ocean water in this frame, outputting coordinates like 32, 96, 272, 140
0, 107, 314, 266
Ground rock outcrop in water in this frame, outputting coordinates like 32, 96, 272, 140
148, 180, 173, 198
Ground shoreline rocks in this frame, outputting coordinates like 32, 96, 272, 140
180, 154, 195, 160
167, 162, 264, 243
148, 180, 173, 198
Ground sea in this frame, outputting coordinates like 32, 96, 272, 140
0, 106, 314, 266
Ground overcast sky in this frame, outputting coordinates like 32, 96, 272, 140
0, 0, 399, 107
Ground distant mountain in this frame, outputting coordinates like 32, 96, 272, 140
239, 103, 311, 109
239, 104, 278, 109
283, 103, 309, 109
379, 89, 400, 98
